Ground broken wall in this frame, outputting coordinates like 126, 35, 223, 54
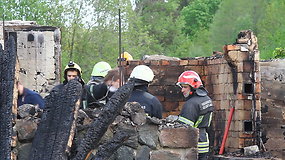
0, 21, 61, 97
260, 60, 285, 158
123, 30, 261, 154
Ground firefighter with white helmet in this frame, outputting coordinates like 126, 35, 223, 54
166, 70, 214, 160
128, 65, 163, 118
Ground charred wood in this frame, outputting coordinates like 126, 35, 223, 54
29, 80, 82, 160
91, 129, 134, 160
72, 81, 134, 160
0, 36, 16, 160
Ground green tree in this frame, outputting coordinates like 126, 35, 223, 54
0, 0, 65, 26
257, 0, 285, 59
133, 0, 186, 56
209, 0, 268, 52
181, 0, 222, 38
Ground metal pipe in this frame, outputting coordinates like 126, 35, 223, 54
219, 107, 235, 155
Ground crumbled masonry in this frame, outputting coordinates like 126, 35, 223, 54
72, 81, 134, 160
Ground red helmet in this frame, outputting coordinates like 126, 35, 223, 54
176, 71, 202, 89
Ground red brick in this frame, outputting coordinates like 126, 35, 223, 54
141, 60, 151, 65
188, 59, 199, 65
161, 60, 170, 65
243, 100, 253, 110
150, 60, 160, 65
184, 66, 203, 75
169, 111, 180, 115
169, 60, 180, 66
179, 60, 189, 66
229, 120, 243, 132
156, 96, 165, 102
232, 110, 251, 121
227, 51, 249, 62
162, 112, 169, 118
243, 61, 253, 72
198, 59, 206, 65
159, 128, 198, 148
128, 60, 141, 65
225, 44, 241, 51
162, 101, 178, 112
212, 100, 221, 110
178, 101, 185, 111
255, 82, 261, 93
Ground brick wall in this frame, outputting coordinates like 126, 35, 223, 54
123, 30, 261, 153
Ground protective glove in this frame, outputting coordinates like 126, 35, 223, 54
166, 115, 179, 123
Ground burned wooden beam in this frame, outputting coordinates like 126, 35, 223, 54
0, 36, 16, 160
29, 80, 82, 160
91, 129, 134, 160
72, 81, 135, 160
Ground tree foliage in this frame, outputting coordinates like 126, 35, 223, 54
181, 0, 222, 38
2, 0, 285, 81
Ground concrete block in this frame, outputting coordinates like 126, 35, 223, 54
150, 150, 181, 160
159, 127, 198, 148
183, 148, 198, 160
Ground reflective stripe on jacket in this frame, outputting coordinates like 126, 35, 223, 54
178, 88, 214, 154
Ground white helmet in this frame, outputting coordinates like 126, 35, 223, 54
129, 65, 154, 83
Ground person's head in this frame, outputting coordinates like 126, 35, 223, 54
129, 65, 154, 86
104, 68, 120, 91
118, 52, 133, 61
176, 71, 203, 97
91, 61, 112, 78
64, 61, 82, 81
16, 81, 24, 96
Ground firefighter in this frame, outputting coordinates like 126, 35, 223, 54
52, 61, 85, 91
118, 52, 133, 61
17, 81, 45, 109
128, 65, 163, 119
166, 70, 214, 160
85, 61, 112, 108
50, 61, 86, 107
103, 67, 121, 100
88, 61, 112, 84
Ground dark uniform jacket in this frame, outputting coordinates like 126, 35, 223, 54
85, 77, 108, 108
178, 87, 214, 155
128, 85, 163, 119
18, 88, 45, 109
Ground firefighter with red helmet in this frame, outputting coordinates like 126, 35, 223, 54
166, 70, 214, 160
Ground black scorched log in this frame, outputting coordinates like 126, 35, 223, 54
91, 129, 134, 160
29, 80, 82, 160
0, 36, 16, 160
72, 81, 135, 160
